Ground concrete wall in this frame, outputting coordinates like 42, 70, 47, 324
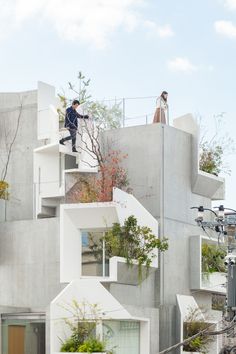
124, 304, 159, 354
0, 90, 41, 222
0, 97, 223, 354
103, 123, 211, 223
106, 269, 158, 308
0, 217, 64, 308
103, 122, 218, 350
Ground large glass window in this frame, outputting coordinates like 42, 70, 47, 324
1, 316, 45, 354
103, 320, 140, 354
81, 229, 109, 277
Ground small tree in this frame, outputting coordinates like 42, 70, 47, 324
65, 116, 130, 203
0, 96, 24, 200
59, 300, 108, 353
202, 243, 226, 274
60, 72, 128, 203
89, 215, 168, 280
58, 71, 122, 129
183, 308, 213, 353
198, 113, 235, 176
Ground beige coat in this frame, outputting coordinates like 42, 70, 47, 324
153, 97, 168, 124
153, 107, 166, 124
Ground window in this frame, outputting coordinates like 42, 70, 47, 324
103, 320, 140, 354
81, 229, 109, 277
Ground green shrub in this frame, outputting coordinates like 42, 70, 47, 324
202, 243, 226, 273
0, 180, 9, 200
61, 337, 77, 352
89, 215, 168, 280
78, 338, 106, 352
199, 143, 223, 176
59, 301, 102, 353
183, 308, 213, 353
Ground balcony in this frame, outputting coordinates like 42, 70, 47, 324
176, 294, 219, 354
60, 188, 159, 283
50, 279, 150, 354
190, 235, 226, 294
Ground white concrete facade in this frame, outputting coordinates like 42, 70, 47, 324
50, 279, 150, 354
0, 82, 227, 354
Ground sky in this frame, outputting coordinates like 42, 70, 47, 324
0, 0, 236, 208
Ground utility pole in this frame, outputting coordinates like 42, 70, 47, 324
192, 205, 236, 346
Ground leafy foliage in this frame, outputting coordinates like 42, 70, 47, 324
59, 73, 128, 203
67, 150, 130, 203
202, 243, 226, 273
78, 338, 106, 352
60, 301, 105, 353
0, 180, 9, 200
199, 113, 235, 176
58, 71, 122, 129
183, 308, 213, 353
199, 142, 223, 176
89, 215, 168, 280
96, 150, 130, 202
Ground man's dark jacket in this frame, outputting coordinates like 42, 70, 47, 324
64, 106, 88, 129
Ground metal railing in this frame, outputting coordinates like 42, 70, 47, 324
79, 95, 170, 128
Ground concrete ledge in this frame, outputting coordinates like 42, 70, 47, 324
192, 170, 225, 200
173, 113, 225, 200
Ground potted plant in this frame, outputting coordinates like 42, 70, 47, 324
89, 215, 168, 282
198, 113, 235, 176
183, 308, 213, 353
201, 243, 226, 289
58, 301, 111, 354
60, 336, 107, 353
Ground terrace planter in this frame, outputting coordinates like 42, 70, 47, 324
55, 352, 107, 354
201, 271, 226, 290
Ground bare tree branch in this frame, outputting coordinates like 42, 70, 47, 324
80, 159, 99, 168
1, 96, 24, 181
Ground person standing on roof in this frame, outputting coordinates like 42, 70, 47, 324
59, 99, 89, 152
153, 91, 168, 124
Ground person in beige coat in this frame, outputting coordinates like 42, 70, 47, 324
153, 91, 168, 124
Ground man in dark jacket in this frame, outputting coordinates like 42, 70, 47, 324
59, 99, 89, 152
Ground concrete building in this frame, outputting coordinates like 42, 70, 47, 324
0, 82, 226, 354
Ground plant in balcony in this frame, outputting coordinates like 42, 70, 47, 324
183, 308, 213, 353
59, 301, 111, 353
61, 337, 106, 353
89, 215, 168, 280
202, 243, 226, 274
199, 142, 223, 176
77, 338, 106, 353
66, 148, 130, 203
199, 113, 235, 176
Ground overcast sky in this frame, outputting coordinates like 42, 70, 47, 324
1, 0, 236, 208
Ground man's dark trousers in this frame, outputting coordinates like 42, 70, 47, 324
62, 129, 77, 149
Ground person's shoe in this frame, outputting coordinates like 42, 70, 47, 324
72, 148, 78, 152
59, 139, 65, 145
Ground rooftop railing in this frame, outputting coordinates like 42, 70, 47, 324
78, 95, 170, 128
